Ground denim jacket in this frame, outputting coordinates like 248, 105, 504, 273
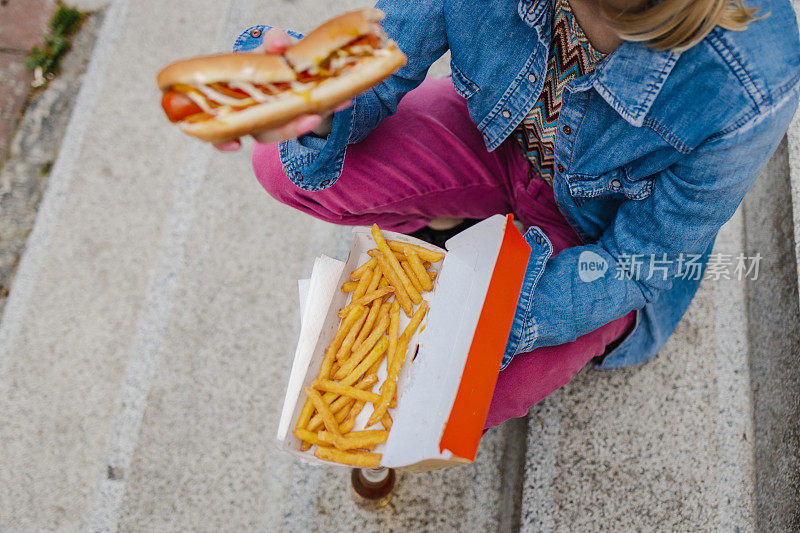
238, 0, 800, 369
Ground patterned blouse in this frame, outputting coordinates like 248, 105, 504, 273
514, 0, 606, 185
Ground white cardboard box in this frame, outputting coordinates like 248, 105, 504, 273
277, 214, 531, 470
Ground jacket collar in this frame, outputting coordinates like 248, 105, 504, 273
590, 43, 681, 127
518, 0, 551, 39
519, 0, 681, 127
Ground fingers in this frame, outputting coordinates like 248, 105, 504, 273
332, 99, 352, 112
242, 100, 352, 146
263, 28, 295, 54
252, 114, 322, 144
214, 114, 325, 149
214, 140, 242, 152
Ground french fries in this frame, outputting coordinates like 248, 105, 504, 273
371, 224, 423, 306
401, 261, 424, 293
313, 379, 382, 403
339, 406, 360, 434
388, 240, 445, 262
294, 224, 445, 468
401, 301, 428, 343
366, 265, 382, 294
350, 257, 377, 280
341, 337, 389, 387
353, 298, 382, 353
318, 305, 365, 379
307, 375, 377, 432
294, 428, 329, 448
338, 286, 394, 318
314, 447, 382, 468
405, 250, 433, 292
352, 268, 373, 301
387, 302, 399, 370
305, 387, 341, 436
335, 327, 389, 381
335, 304, 370, 361
372, 251, 413, 317
341, 280, 358, 292
368, 335, 408, 427
318, 429, 389, 451
367, 248, 408, 263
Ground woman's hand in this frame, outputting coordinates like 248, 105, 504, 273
214, 28, 351, 152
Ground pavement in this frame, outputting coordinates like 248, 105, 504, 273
0, 8, 102, 316
0, 0, 55, 161
0, 0, 798, 532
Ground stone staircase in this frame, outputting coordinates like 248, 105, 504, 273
0, 0, 798, 531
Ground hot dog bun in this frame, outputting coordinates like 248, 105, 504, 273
157, 53, 295, 89
179, 46, 405, 143
284, 8, 385, 72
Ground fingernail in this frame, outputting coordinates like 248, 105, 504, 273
217, 141, 241, 151
297, 115, 322, 131
265, 31, 288, 50
333, 100, 352, 112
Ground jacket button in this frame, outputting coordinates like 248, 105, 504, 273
611, 179, 622, 188
295, 171, 303, 182
502, 109, 511, 118
320, 179, 330, 187
562, 125, 571, 135
557, 163, 564, 173
482, 132, 489, 141
528, 73, 537, 83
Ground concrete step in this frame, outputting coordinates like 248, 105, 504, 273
521, 209, 755, 531
742, 136, 800, 530
0, 0, 798, 531
790, 0, 800, 312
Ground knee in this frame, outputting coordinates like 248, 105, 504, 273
251, 142, 298, 204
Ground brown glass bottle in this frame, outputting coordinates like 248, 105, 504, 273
350, 467, 395, 509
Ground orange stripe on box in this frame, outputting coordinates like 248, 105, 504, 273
439, 215, 531, 461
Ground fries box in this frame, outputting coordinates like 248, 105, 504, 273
277, 214, 531, 470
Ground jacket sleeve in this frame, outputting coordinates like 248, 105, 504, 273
504, 89, 799, 361
277, 0, 449, 191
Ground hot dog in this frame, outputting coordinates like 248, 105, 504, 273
157, 9, 406, 143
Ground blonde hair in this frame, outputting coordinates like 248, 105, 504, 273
601, 0, 763, 51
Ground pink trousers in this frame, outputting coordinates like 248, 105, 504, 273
253, 77, 635, 430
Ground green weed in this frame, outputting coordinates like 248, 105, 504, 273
25, 3, 86, 85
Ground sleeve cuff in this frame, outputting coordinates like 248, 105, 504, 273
500, 226, 553, 369
233, 25, 304, 52
278, 101, 356, 191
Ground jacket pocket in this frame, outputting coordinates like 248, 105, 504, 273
450, 59, 480, 100
565, 167, 655, 201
